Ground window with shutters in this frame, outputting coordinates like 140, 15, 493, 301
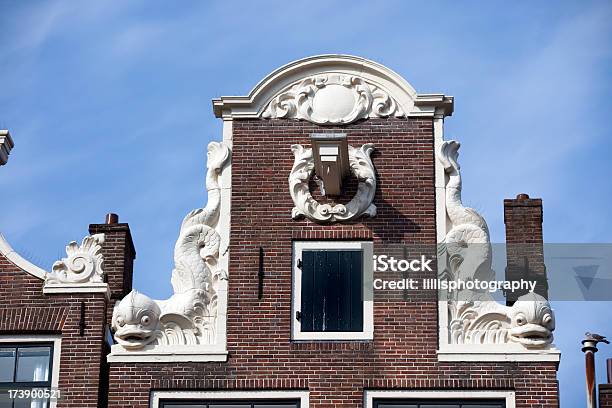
292, 241, 373, 341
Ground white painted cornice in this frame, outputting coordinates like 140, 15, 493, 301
0, 232, 47, 280
212, 54, 453, 121
43, 282, 110, 300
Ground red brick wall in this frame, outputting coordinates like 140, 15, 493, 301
89, 221, 136, 324
601, 384, 612, 408
504, 194, 548, 303
105, 118, 559, 407
0, 253, 108, 408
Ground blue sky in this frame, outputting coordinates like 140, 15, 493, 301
1, 1, 611, 405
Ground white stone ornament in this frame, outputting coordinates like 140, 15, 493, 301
263, 74, 405, 125
437, 140, 556, 349
46, 234, 105, 284
111, 141, 230, 352
289, 143, 376, 223
449, 292, 555, 347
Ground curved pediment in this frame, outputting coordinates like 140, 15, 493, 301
213, 54, 453, 124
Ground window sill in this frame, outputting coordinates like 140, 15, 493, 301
437, 344, 561, 362
292, 331, 373, 341
290, 340, 373, 351
107, 344, 228, 363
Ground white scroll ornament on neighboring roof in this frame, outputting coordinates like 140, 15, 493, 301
46, 234, 105, 284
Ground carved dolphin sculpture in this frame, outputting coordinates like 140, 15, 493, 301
437, 141, 492, 283
112, 291, 161, 350
451, 291, 555, 347
111, 142, 230, 350
438, 140, 556, 349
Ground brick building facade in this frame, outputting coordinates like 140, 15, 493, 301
1, 56, 562, 407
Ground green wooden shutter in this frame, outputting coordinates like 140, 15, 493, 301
300, 249, 363, 332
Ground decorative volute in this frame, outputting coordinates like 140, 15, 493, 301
262, 74, 405, 125
46, 233, 105, 285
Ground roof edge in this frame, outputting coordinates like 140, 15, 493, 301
213, 54, 453, 120
0, 232, 47, 280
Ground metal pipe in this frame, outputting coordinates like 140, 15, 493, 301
607, 358, 612, 384
582, 339, 599, 408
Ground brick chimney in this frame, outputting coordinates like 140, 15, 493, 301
89, 213, 136, 304
504, 193, 548, 304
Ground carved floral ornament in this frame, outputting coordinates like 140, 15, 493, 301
45, 234, 105, 285
262, 74, 405, 125
289, 142, 377, 223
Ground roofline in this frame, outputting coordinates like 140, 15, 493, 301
212, 54, 453, 119
0, 232, 47, 280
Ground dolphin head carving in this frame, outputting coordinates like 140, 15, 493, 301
509, 292, 555, 347
112, 290, 161, 350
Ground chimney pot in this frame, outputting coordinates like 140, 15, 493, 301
516, 193, 530, 200
105, 213, 119, 224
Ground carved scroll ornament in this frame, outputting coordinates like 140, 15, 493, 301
263, 74, 405, 125
46, 234, 105, 284
289, 143, 376, 223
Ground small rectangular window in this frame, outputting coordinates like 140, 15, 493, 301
0, 343, 53, 408
292, 241, 373, 341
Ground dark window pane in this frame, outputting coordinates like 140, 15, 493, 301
0, 392, 13, 408
13, 396, 48, 408
374, 401, 504, 408
462, 405, 504, 408
377, 405, 417, 408
255, 405, 299, 408
15, 347, 50, 383
0, 347, 16, 382
422, 405, 459, 408
208, 405, 251, 408
162, 406, 206, 408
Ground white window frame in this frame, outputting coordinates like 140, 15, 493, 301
364, 390, 516, 408
150, 390, 309, 408
0, 335, 62, 408
292, 240, 373, 341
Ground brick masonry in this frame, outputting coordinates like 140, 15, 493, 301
0, 253, 108, 408
504, 195, 548, 303
99, 117, 558, 407
601, 384, 612, 408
